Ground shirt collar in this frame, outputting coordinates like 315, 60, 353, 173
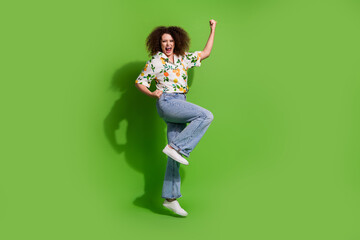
156, 51, 179, 64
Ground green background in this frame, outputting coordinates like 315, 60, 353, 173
1, 0, 360, 239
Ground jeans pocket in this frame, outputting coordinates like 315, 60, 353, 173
159, 93, 167, 101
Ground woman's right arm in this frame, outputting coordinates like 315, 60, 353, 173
135, 83, 162, 99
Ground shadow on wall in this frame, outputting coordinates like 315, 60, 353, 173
103, 61, 195, 216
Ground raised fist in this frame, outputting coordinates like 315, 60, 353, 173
209, 19, 217, 30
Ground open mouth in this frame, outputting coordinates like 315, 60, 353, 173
165, 47, 172, 52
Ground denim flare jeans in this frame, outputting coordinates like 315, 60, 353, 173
156, 92, 213, 199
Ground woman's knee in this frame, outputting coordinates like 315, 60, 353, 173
207, 111, 214, 122
201, 109, 213, 122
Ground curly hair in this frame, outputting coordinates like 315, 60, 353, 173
146, 26, 190, 57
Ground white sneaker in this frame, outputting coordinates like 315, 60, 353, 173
163, 200, 188, 216
162, 145, 189, 165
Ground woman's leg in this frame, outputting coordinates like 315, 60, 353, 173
158, 97, 214, 157
162, 122, 186, 199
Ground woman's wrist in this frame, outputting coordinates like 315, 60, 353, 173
149, 92, 157, 98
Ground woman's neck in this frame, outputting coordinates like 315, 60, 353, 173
164, 52, 174, 63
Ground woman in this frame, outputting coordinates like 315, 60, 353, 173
135, 19, 217, 216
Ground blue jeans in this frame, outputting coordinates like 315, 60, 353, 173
156, 92, 214, 199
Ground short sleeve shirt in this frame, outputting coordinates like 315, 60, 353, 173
135, 51, 202, 93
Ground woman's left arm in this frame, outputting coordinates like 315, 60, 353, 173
201, 19, 217, 61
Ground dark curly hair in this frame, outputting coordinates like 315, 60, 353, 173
146, 26, 190, 57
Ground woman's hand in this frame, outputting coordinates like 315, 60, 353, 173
151, 89, 163, 99
135, 83, 163, 99
209, 19, 217, 31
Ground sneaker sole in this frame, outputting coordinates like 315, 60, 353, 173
163, 204, 188, 217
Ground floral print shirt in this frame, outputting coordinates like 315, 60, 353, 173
135, 51, 202, 93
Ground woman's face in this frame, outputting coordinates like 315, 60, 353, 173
160, 33, 175, 57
